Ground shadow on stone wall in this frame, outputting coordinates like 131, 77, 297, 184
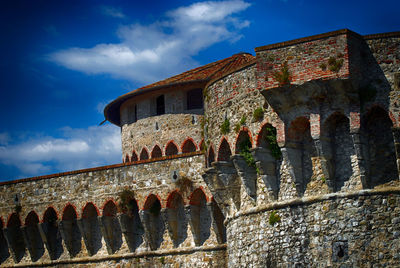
165, 192, 187, 248
189, 189, 211, 246
362, 106, 397, 187
42, 207, 63, 260
5, 213, 25, 263
80, 203, 102, 256
101, 201, 123, 254
140, 195, 165, 250
60, 205, 81, 257
119, 199, 144, 252
0, 218, 10, 264
23, 211, 44, 262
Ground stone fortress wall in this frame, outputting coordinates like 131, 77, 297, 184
202, 30, 400, 267
0, 29, 399, 267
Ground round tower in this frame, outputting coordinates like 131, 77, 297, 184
104, 53, 256, 162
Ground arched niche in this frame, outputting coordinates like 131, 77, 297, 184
182, 139, 197, 153
141, 195, 164, 250
0, 217, 10, 264
101, 201, 123, 254
61, 204, 81, 257
189, 189, 211, 246
5, 213, 25, 263
165, 141, 179, 156
235, 130, 252, 154
287, 117, 316, 195
217, 138, 232, 161
118, 198, 144, 252
211, 200, 226, 244
42, 207, 63, 260
151, 145, 162, 159
323, 113, 354, 191
165, 191, 187, 247
207, 146, 215, 167
140, 148, 149, 160
81, 203, 102, 256
124, 154, 130, 163
24, 211, 44, 262
362, 106, 397, 187
131, 150, 138, 162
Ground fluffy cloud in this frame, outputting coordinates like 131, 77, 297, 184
100, 5, 126, 19
50, 1, 251, 84
0, 125, 121, 180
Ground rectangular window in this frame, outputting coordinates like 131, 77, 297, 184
187, 88, 203, 110
156, 95, 165, 115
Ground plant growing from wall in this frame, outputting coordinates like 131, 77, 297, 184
269, 210, 281, 226
264, 125, 282, 160
220, 118, 230, 135
253, 107, 264, 121
328, 57, 344, 73
234, 115, 247, 133
238, 137, 257, 170
118, 189, 135, 216
319, 63, 327, 71
273, 61, 291, 86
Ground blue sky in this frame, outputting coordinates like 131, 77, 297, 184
0, 0, 399, 181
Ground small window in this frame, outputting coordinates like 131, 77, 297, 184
156, 95, 165, 115
187, 88, 203, 110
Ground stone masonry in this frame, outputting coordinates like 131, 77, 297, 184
0, 29, 400, 267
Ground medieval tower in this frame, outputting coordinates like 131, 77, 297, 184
0, 29, 399, 267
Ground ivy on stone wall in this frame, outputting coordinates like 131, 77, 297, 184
273, 61, 291, 86
238, 138, 257, 171
264, 125, 282, 160
253, 107, 264, 121
220, 118, 230, 135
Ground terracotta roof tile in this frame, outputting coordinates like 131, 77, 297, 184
104, 53, 255, 126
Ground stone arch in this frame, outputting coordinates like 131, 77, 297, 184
61, 204, 81, 257
207, 145, 216, 167
124, 154, 130, 163
165, 141, 179, 156
118, 197, 144, 252
6, 213, 25, 263
151, 145, 163, 159
257, 123, 276, 148
165, 191, 187, 247
235, 129, 253, 154
287, 117, 317, 195
0, 217, 10, 264
131, 150, 138, 162
189, 188, 211, 246
24, 211, 44, 262
142, 194, 164, 250
199, 139, 205, 151
322, 112, 354, 191
81, 202, 102, 256
181, 138, 197, 153
42, 207, 63, 260
211, 199, 226, 244
101, 200, 123, 254
362, 106, 397, 187
140, 147, 149, 160
217, 138, 232, 161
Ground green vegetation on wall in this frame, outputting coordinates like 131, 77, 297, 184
220, 118, 230, 135
265, 125, 282, 160
273, 61, 291, 86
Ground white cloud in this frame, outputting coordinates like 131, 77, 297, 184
0, 124, 121, 179
100, 5, 126, 19
50, 1, 251, 84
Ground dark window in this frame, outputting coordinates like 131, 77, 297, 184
134, 105, 137, 122
187, 88, 203, 110
156, 95, 165, 115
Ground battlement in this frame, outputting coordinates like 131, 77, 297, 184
1, 29, 399, 267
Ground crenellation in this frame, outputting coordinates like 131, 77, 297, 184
1, 29, 400, 267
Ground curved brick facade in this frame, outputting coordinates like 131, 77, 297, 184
0, 30, 400, 267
